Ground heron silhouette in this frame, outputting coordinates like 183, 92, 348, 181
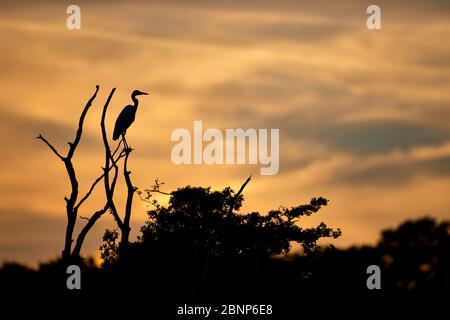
113, 90, 148, 149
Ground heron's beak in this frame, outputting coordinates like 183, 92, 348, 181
139, 92, 149, 96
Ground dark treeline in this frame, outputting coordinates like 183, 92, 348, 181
1, 185, 449, 309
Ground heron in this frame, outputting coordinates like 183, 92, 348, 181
113, 89, 148, 149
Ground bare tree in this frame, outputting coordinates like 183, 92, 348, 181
37, 86, 125, 261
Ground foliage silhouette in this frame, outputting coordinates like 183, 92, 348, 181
307, 217, 450, 295
131, 185, 339, 261
377, 217, 450, 290
0, 212, 448, 315
95, 213, 449, 302
98, 182, 341, 301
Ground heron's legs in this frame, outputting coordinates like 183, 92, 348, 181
121, 134, 129, 150
111, 138, 123, 158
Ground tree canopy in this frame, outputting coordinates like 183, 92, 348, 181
101, 185, 341, 267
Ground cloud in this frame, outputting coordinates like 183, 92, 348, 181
336, 156, 450, 186
286, 142, 450, 187
0, 109, 98, 161
310, 121, 449, 155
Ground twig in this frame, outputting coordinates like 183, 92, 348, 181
36, 134, 64, 160
152, 178, 171, 195
74, 149, 126, 210
67, 85, 99, 159
227, 175, 252, 216
136, 178, 172, 205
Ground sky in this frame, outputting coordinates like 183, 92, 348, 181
0, 0, 449, 266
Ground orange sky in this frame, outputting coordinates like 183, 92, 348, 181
0, 0, 449, 265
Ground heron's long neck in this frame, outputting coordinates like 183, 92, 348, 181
132, 95, 139, 108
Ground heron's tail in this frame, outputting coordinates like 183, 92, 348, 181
112, 128, 120, 140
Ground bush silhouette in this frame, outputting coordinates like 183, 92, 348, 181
103, 185, 340, 264
97, 184, 341, 301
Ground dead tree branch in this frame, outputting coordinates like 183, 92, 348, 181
36, 134, 64, 160
120, 148, 136, 249
72, 147, 126, 257
100, 88, 125, 232
72, 205, 109, 257
136, 179, 172, 209
74, 142, 125, 211
37, 85, 99, 260
227, 175, 252, 217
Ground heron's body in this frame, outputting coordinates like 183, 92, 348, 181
112, 90, 148, 143
113, 105, 136, 140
